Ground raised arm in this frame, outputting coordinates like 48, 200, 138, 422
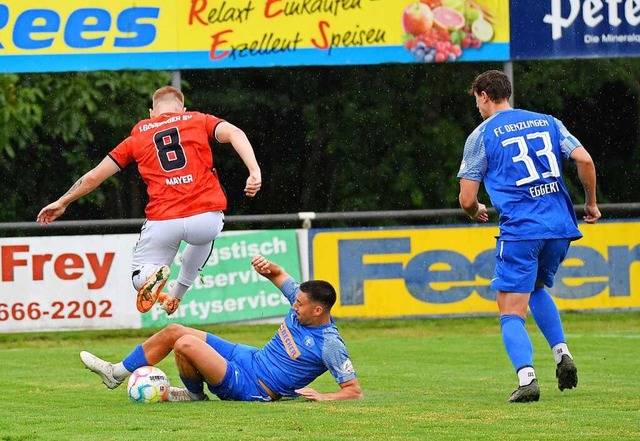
251, 254, 292, 290
295, 378, 363, 402
215, 121, 261, 197
37, 157, 120, 225
569, 146, 600, 224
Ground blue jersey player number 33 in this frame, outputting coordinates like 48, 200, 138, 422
457, 70, 600, 404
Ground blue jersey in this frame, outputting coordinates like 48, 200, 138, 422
252, 278, 357, 397
458, 109, 583, 241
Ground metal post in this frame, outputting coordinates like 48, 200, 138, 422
503, 61, 514, 107
171, 70, 181, 90
298, 212, 316, 229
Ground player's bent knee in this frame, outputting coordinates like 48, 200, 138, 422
162, 323, 187, 340
174, 335, 201, 357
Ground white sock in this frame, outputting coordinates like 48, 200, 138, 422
517, 367, 536, 386
112, 362, 131, 381
552, 343, 572, 364
171, 282, 190, 301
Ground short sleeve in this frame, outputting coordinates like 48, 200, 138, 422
553, 117, 582, 159
205, 114, 225, 142
108, 137, 135, 170
457, 128, 487, 182
280, 277, 300, 306
322, 329, 357, 384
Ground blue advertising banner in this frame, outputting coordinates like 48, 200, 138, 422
510, 0, 640, 60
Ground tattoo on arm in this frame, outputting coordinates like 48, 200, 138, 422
64, 178, 83, 197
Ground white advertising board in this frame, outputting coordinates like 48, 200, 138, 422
0, 235, 141, 333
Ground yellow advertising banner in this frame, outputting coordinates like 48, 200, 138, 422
0, 0, 510, 72
310, 222, 640, 318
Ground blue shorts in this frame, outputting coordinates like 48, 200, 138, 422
490, 239, 571, 293
204, 334, 273, 402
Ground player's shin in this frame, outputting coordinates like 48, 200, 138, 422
529, 287, 576, 366
119, 345, 150, 380
500, 314, 536, 386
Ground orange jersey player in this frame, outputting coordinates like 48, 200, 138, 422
37, 86, 262, 315
109, 111, 229, 220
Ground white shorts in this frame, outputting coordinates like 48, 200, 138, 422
132, 211, 224, 287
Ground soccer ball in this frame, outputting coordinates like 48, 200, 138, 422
127, 366, 170, 403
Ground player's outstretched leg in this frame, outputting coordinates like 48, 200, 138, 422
80, 351, 123, 389
136, 265, 171, 313
556, 354, 578, 391
507, 379, 540, 403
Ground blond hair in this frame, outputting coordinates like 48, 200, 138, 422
152, 86, 184, 108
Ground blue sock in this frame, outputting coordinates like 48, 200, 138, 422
500, 314, 534, 372
529, 287, 566, 348
180, 376, 204, 394
122, 345, 149, 372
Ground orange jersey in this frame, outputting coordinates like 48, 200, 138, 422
109, 111, 227, 220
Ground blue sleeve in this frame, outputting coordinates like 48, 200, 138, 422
553, 117, 582, 159
457, 128, 487, 182
321, 330, 357, 384
279, 277, 299, 306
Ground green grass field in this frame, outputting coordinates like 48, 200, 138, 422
0, 312, 638, 441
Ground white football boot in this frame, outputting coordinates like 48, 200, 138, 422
80, 351, 123, 389
167, 386, 208, 402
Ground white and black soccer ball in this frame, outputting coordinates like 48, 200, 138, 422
127, 366, 170, 403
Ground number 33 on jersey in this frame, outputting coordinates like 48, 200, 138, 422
459, 109, 582, 241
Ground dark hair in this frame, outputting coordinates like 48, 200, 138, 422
470, 70, 511, 102
299, 280, 337, 310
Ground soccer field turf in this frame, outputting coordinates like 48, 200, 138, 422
0, 312, 638, 440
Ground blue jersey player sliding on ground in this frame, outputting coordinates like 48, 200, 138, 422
457, 70, 601, 403
80, 254, 363, 402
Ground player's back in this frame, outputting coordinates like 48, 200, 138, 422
480, 109, 581, 241
110, 111, 228, 220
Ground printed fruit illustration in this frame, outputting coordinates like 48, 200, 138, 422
401, 0, 494, 64
471, 17, 494, 42
420, 0, 442, 8
464, 6, 482, 22
432, 6, 465, 31
405, 27, 462, 63
441, 0, 466, 14
402, 2, 434, 36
